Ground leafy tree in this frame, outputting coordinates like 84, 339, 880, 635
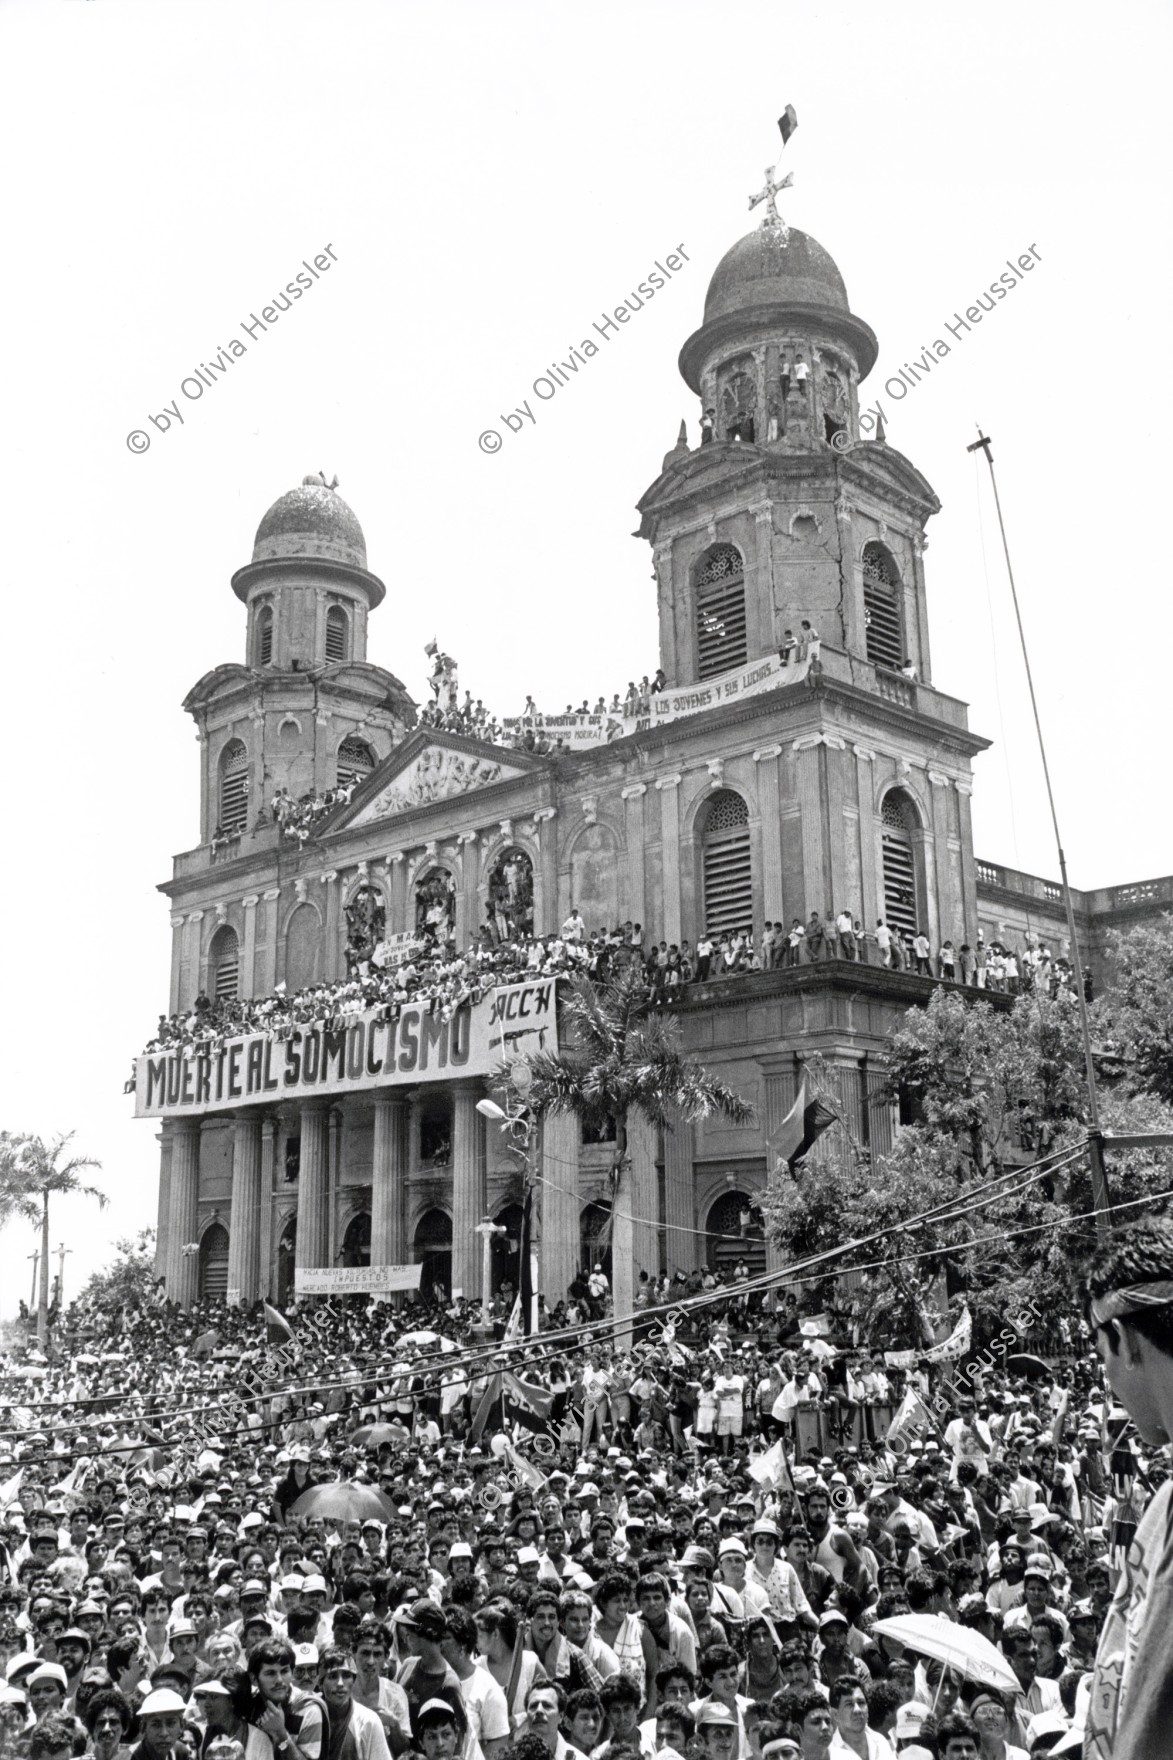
72, 1229, 159, 1318
522, 965, 754, 1332
0, 1132, 106, 1347
1094, 915, 1173, 1104
763, 990, 1095, 1347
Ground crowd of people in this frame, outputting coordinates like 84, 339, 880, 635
3, 1212, 1170, 1760
135, 888, 1085, 1065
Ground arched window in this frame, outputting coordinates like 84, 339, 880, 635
344, 884, 386, 973
706, 1190, 766, 1278
862, 543, 904, 671
199, 1223, 230, 1302
218, 739, 249, 834
580, 1201, 613, 1281
880, 789, 920, 938
415, 868, 456, 946
341, 1212, 371, 1269
284, 903, 320, 992
701, 790, 753, 937
413, 1208, 452, 1302
255, 606, 274, 668
325, 605, 349, 663
695, 545, 747, 679
487, 847, 534, 940
337, 735, 375, 787
209, 925, 239, 1000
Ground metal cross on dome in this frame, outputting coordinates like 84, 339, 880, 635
749, 104, 799, 244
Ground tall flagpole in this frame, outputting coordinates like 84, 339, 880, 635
967, 430, 1110, 1235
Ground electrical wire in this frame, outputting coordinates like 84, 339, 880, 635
0, 1140, 1091, 1447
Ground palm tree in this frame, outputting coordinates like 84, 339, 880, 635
521, 965, 755, 1335
0, 1132, 106, 1347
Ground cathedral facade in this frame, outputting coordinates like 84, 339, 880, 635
134, 213, 1168, 1311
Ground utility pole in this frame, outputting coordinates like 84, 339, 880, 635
28, 1252, 39, 1311
968, 429, 1111, 1234
56, 1245, 73, 1310
475, 1217, 508, 1332
476, 1058, 538, 1337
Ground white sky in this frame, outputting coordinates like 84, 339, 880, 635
1, 0, 1169, 1311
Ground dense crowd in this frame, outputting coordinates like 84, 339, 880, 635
135, 896, 1083, 1065
1, 1214, 1157, 1760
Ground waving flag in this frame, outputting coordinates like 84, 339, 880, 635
769, 1082, 836, 1172
778, 105, 798, 148
264, 1303, 295, 1344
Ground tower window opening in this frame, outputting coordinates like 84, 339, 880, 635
702, 789, 753, 936
695, 546, 747, 679
825, 415, 846, 445
218, 738, 249, 834
210, 925, 240, 1000
325, 605, 349, 663
337, 735, 375, 787
863, 544, 904, 671
256, 606, 273, 667
880, 789, 919, 939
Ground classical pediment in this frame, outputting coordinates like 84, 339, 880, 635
343, 732, 539, 828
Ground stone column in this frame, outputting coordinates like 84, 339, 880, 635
167, 1120, 201, 1307
261, 889, 281, 995
181, 911, 204, 1012
663, 1107, 696, 1275
385, 853, 407, 934
155, 1129, 173, 1283
451, 1085, 486, 1301
657, 774, 682, 944
457, 834, 479, 949
753, 747, 784, 924
295, 1105, 329, 1271
865, 1062, 897, 1159
260, 1119, 276, 1297
750, 501, 774, 660
927, 772, 953, 948
622, 785, 648, 931
793, 738, 825, 925
240, 895, 260, 998
534, 809, 558, 935
168, 915, 185, 1015
763, 1064, 799, 1270
321, 871, 341, 981
327, 1107, 343, 1265
824, 736, 849, 917
372, 1097, 409, 1265
539, 1111, 580, 1303
955, 781, 977, 944
628, 1113, 660, 1289
854, 748, 878, 952
227, 1115, 262, 1306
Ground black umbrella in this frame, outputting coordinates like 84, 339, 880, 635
1006, 1352, 1049, 1380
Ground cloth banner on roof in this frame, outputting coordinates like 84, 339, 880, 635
501, 650, 811, 749
884, 1306, 973, 1369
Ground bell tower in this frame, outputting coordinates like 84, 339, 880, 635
638, 181, 941, 695
183, 475, 415, 845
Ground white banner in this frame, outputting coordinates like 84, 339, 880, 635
373, 932, 426, 970
884, 1306, 973, 1368
134, 977, 558, 1118
294, 1263, 424, 1296
503, 650, 811, 748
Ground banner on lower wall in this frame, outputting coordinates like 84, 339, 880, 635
294, 1264, 423, 1296
133, 977, 557, 1119
500, 649, 812, 748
